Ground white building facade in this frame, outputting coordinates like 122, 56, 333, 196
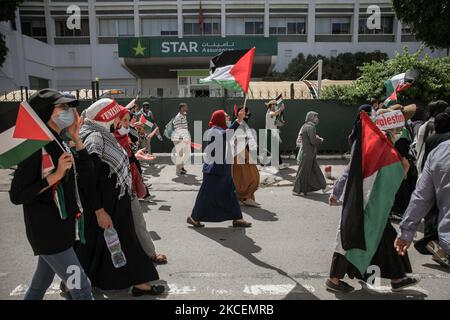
0, 0, 446, 97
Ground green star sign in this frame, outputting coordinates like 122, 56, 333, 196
133, 40, 146, 56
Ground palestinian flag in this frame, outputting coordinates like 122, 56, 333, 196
383, 70, 419, 107
339, 112, 405, 275
0, 101, 54, 169
275, 94, 284, 106
200, 47, 255, 93
140, 114, 154, 130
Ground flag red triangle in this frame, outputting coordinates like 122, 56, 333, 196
230, 47, 255, 94
361, 112, 401, 178
13, 103, 52, 141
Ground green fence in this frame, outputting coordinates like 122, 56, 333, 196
1, 99, 358, 153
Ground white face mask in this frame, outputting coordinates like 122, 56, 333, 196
118, 127, 129, 136
226, 120, 231, 127
394, 133, 402, 142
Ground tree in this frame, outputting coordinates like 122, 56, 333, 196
321, 47, 450, 105
264, 51, 388, 81
0, 0, 23, 67
392, 0, 450, 51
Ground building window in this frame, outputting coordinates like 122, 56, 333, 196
316, 17, 351, 35
99, 18, 134, 37
21, 17, 47, 42
245, 20, 264, 35
401, 23, 413, 34
358, 16, 394, 34
157, 88, 164, 97
269, 18, 306, 35
227, 17, 263, 35
55, 18, 89, 37
141, 18, 178, 36
184, 17, 220, 35
29, 75, 50, 90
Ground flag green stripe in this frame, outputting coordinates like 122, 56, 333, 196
345, 161, 404, 275
384, 79, 395, 97
213, 79, 243, 92
0, 139, 48, 169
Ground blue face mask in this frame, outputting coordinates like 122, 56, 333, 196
54, 109, 75, 130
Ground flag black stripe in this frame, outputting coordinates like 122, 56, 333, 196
340, 120, 366, 251
0, 103, 20, 132
210, 49, 250, 71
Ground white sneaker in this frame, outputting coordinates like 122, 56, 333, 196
243, 199, 261, 208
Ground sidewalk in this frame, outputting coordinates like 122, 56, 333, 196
0, 155, 349, 192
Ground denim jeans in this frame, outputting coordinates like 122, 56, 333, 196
24, 247, 93, 300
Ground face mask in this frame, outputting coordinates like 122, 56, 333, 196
394, 133, 402, 142
313, 117, 319, 125
226, 120, 231, 127
54, 109, 74, 130
118, 127, 129, 136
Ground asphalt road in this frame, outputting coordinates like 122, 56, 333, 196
1, 158, 449, 300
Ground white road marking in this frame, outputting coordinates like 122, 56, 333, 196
243, 284, 295, 295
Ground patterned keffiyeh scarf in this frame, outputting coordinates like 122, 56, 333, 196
80, 119, 131, 199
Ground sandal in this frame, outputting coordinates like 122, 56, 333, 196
151, 253, 168, 264
187, 216, 204, 228
232, 220, 252, 228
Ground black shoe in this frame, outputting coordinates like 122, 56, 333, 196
391, 277, 420, 292
181, 168, 187, 174
132, 285, 165, 297
325, 279, 355, 293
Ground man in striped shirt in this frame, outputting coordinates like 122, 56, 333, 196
172, 103, 191, 175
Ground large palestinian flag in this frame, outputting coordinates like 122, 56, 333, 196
0, 101, 54, 169
199, 47, 255, 93
339, 112, 405, 275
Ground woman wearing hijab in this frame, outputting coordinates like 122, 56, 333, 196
187, 109, 252, 228
114, 106, 167, 264
293, 111, 327, 196
76, 98, 164, 297
231, 106, 261, 208
326, 105, 418, 293
9, 89, 93, 300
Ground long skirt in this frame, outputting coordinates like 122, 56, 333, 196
76, 162, 159, 290
232, 150, 260, 201
330, 222, 412, 280
293, 150, 326, 194
191, 173, 243, 222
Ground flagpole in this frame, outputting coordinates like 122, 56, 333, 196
243, 92, 248, 107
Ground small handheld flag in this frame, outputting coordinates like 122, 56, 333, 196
200, 48, 255, 93
0, 101, 56, 169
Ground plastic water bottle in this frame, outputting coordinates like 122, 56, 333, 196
104, 227, 127, 268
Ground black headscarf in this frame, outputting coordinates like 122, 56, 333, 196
348, 104, 372, 145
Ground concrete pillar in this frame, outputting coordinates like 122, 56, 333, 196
352, 0, 359, 44
307, 0, 315, 47
134, 0, 140, 36
177, 0, 183, 38
221, 0, 226, 38
264, 0, 269, 38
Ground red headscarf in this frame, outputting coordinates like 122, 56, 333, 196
208, 110, 227, 129
114, 105, 132, 156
